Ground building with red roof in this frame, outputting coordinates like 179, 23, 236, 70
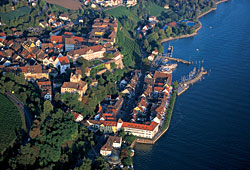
55, 56, 70, 74
51, 36, 63, 44
97, 119, 159, 139
36, 79, 52, 100
168, 22, 177, 27
68, 45, 106, 61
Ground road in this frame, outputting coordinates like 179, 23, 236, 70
5, 92, 33, 131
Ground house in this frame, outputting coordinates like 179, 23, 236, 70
93, 119, 159, 139
112, 51, 124, 69
122, 120, 159, 139
126, 0, 137, 7
51, 36, 63, 44
0, 32, 6, 39
68, 45, 106, 62
18, 65, 49, 81
100, 136, 122, 156
65, 37, 75, 52
148, 16, 158, 22
152, 49, 159, 55
36, 79, 52, 100
72, 112, 84, 122
164, 4, 169, 9
168, 22, 177, 27
59, 14, 69, 21
99, 121, 117, 134
39, 21, 48, 28
70, 68, 82, 83
52, 21, 64, 28
148, 54, 155, 61
61, 80, 88, 101
48, 17, 57, 25
55, 56, 70, 74
43, 56, 56, 66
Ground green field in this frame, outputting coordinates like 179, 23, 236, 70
105, 6, 140, 22
0, 93, 22, 154
146, 3, 166, 17
0, 6, 31, 22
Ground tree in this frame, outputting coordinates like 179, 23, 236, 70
40, 100, 53, 122
74, 158, 92, 170
143, 39, 149, 49
16, 144, 40, 167
93, 157, 108, 170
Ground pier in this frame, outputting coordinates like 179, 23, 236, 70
182, 67, 207, 85
177, 67, 207, 95
162, 55, 191, 64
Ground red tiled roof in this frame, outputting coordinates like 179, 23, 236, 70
56, 44, 63, 49
0, 32, 6, 37
19, 65, 43, 74
98, 105, 103, 113
99, 120, 117, 126
51, 36, 63, 43
73, 36, 84, 42
68, 45, 104, 56
154, 86, 164, 92
64, 32, 73, 35
37, 81, 51, 87
168, 22, 177, 27
122, 121, 158, 131
58, 56, 69, 65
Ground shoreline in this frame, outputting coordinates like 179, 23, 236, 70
133, 0, 229, 147
161, 0, 229, 43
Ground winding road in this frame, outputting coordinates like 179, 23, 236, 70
5, 92, 33, 131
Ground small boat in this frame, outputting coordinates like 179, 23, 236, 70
209, 26, 213, 29
196, 48, 199, 52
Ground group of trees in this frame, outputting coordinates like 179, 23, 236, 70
7, 100, 95, 169
0, 70, 107, 169
0, 71, 42, 117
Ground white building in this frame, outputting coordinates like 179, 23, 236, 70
55, 56, 70, 74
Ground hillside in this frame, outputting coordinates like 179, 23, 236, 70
0, 94, 22, 154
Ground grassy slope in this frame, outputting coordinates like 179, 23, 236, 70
106, 7, 141, 68
105, 6, 140, 22
0, 6, 31, 22
0, 94, 22, 154
146, 3, 166, 17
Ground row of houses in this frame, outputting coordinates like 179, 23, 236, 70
39, 13, 73, 29
94, 0, 137, 7
98, 95, 124, 121
88, 17, 118, 47
121, 70, 142, 98
84, 64, 173, 139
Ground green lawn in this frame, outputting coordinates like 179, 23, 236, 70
0, 6, 31, 22
146, 3, 166, 17
105, 6, 140, 22
0, 93, 22, 154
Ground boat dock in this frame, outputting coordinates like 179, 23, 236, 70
177, 67, 207, 95
162, 55, 191, 64
183, 67, 207, 85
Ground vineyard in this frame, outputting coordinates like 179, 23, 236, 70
0, 93, 22, 154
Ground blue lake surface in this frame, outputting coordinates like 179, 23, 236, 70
133, 0, 250, 169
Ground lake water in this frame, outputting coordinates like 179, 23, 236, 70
133, 0, 250, 169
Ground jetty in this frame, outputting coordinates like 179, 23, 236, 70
162, 55, 191, 64
177, 67, 207, 95
183, 67, 207, 85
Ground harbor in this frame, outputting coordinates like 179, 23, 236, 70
177, 67, 207, 95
